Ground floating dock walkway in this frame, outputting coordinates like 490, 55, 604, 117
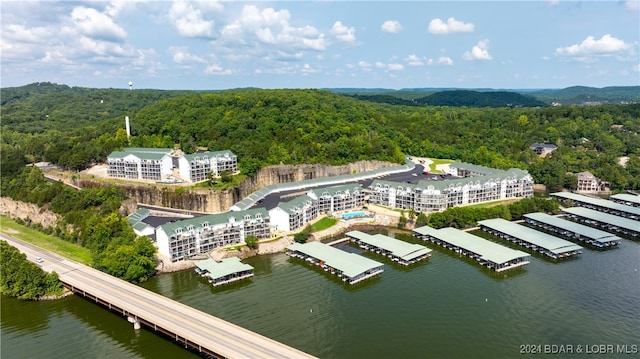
562, 207, 640, 237
478, 218, 583, 259
195, 257, 254, 286
551, 192, 640, 220
286, 242, 384, 284
412, 226, 530, 272
346, 231, 432, 265
523, 212, 621, 248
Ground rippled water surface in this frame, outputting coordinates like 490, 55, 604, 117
3, 229, 639, 358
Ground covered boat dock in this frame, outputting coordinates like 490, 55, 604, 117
285, 242, 384, 284
523, 212, 621, 248
551, 192, 640, 220
412, 226, 530, 272
477, 218, 583, 259
562, 207, 640, 238
345, 231, 432, 265
195, 257, 254, 286
610, 193, 640, 208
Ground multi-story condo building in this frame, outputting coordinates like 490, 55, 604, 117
369, 162, 533, 213
155, 208, 270, 261
107, 148, 174, 181
576, 171, 608, 193
178, 150, 238, 183
268, 195, 318, 232
308, 184, 366, 213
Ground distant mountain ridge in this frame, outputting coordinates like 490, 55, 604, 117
328, 86, 639, 106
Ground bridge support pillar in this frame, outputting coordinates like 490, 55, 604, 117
127, 316, 141, 330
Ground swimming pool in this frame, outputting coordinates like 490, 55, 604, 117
341, 211, 366, 219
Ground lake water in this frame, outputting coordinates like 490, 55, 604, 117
2, 228, 639, 358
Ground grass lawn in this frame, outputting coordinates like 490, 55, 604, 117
428, 158, 455, 173
0, 216, 93, 265
460, 198, 521, 209
311, 217, 338, 232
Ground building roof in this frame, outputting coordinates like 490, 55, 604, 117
561, 207, 640, 233
346, 231, 432, 261
413, 226, 529, 264
477, 218, 583, 254
183, 150, 236, 161
523, 212, 622, 244
309, 183, 364, 198
127, 207, 150, 225
610, 193, 640, 206
551, 192, 640, 217
576, 171, 598, 180
278, 195, 316, 213
286, 241, 383, 278
196, 257, 253, 280
529, 143, 558, 149
123, 147, 173, 154
159, 208, 269, 235
107, 149, 170, 161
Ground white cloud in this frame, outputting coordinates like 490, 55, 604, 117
381, 20, 402, 33
427, 57, 454, 66
463, 39, 492, 60
204, 63, 234, 75
168, 0, 216, 38
555, 34, 632, 61
633, 64, 640, 72
170, 46, 206, 64
330, 21, 356, 44
428, 17, 474, 34
218, 5, 328, 51
70, 6, 127, 41
626, 0, 640, 11
374, 62, 404, 71
405, 54, 425, 66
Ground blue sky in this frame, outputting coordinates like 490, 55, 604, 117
1, 1, 638, 90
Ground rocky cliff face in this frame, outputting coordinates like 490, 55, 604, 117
239, 160, 392, 195
0, 197, 60, 229
75, 160, 393, 213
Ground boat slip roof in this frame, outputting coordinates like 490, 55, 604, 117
477, 218, 584, 254
196, 257, 253, 280
562, 207, 640, 232
610, 193, 640, 206
346, 231, 432, 261
524, 212, 622, 243
551, 192, 640, 217
287, 242, 383, 278
413, 226, 529, 265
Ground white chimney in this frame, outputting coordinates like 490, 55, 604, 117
125, 116, 131, 139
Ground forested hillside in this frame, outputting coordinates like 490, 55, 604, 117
2, 83, 640, 192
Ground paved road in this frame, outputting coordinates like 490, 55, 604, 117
2, 235, 316, 359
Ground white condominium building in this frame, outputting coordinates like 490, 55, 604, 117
106, 148, 174, 181
178, 150, 238, 183
369, 162, 533, 213
155, 208, 270, 261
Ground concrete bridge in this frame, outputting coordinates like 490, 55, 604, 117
3, 235, 316, 359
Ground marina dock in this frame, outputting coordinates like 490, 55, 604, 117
286, 242, 384, 284
413, 226, 530, 272
562, 207, 640, 237
523, 212, 621, 248
551, 192, 640, 220
478, 218, 583, 259
195, 257, 254, 286
610, 193, 640, 208
346, 231, 432, 265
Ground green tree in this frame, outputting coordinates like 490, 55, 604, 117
245, 235, 259, 249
